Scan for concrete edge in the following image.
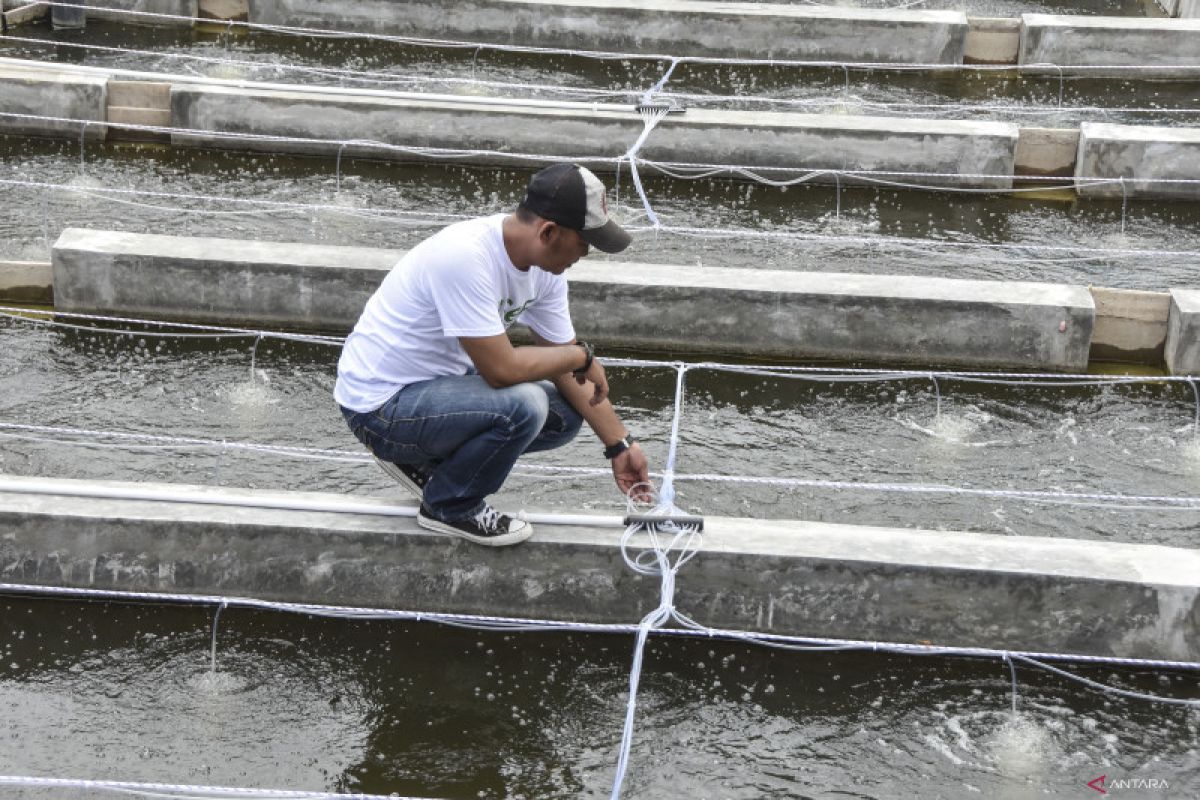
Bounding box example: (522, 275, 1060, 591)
(1, 475, 1197, 660)
(49, 227, 1096, 370)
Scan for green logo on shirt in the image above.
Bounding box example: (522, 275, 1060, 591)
(499, 297, 533, 327)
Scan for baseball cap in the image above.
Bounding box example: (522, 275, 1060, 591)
(519, 163, 632, 254)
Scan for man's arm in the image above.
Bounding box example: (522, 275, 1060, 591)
(527, 331, 651, 500)
(459, 333, 607, 406)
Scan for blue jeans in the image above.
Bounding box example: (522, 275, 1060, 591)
(341, 375, 583, 521)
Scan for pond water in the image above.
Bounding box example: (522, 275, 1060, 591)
(1, 595, 1196, 799)
(1, 5, 1197, 797)
(3, 136, 1200, 291)
(3, 318, 1200, 548)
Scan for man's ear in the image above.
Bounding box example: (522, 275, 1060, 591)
(536, 220, 560, 244)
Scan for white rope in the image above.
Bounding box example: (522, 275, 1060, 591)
(623, 106, 671, 229)
(0, 775, 435, 799)
(609, 364, 698, 797)
(0, 33, 639, 100)
(0, 304, 346, 343)
(7, 420, 1200, 512)
(10, 103, 1200, 189)
(671, 473, 1200, 510)
(633, 156, 1198, 194)
(0, 109, 624, 167)
(0, 175, 472, 226)
(2, 582, 1197, 673)
(2, 579, 1198, 800)
(9, 306, 1200, 383)
(10, 34, 1200, 124)
(14, 35, 1200, 128)
(9, 108, 1200, 191)
(11, 175, 1200, 261)
(11, 108, 1200, 206)
(30, 2, 1200, 74)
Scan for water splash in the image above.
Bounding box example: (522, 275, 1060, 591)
(189, 669, 247, 695)
(985, 711, 1059, 780)
(898, 411, 1002, 447)
(204, 62, 249, 81)
(223, 337, 281, 411)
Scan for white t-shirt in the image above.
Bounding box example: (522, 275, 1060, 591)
(334, 214, 576, 412)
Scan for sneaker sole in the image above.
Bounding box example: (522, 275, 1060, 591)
(373, 456, 426, 500)
(417, 512, 533, 547)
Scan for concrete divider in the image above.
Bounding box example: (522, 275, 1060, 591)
(51, 228, 400, 329)
(169, 82, 1019, 189)
(1014, 127, 1078, 179)
(51, 228, 1093, 370)
(1020, 14, 1200, 75)
(1, 475, 1196, 661)
(86, 0, 198, 26)
(0, 63, 107, 139)
(1166, 289, 1200, 375)
(1076, 122, 1200, 200)
(1165, 0, 1200, 17)
(1, 1, 48, 27)
(964, 16, 1020, 65)
(567, 260, 1091, 369)
(8, 57, 1200, 200)
(1089, 287, 1169, 365)
(247, 0, 969, 64)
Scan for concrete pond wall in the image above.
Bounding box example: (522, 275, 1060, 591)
(168, 81, 1020, 189)
(0, 61, 108, 140)
(50, 227, 1096, 371)
(2, 475, 1197, 662)
(14, 1, 1200, 73)
(2, 57, 1199, 200)
(1076, 123, 1200, 201)
(35, 226, 1200, 373)
(1020, 14, 1200, 74)
(7, 230, 1185, 370)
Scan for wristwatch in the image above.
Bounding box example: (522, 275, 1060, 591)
(604, 435, 635, 459)
(572, 341, 594, 377)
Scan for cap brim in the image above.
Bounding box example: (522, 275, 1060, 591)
(579, 218, 633, 254)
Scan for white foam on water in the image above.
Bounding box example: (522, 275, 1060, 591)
(222, 374, 281, 417)
(898, 409, 1003, 448)
(820, 213, 881, 237)
(985, 711, 1060, 780)
(204, 63, 249, 81)
(1179, 436, 1200, 474)
(65, 175, 105, 191)
(187, 669, 247, 696)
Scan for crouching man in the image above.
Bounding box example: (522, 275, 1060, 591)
(335, 163, 650, 546)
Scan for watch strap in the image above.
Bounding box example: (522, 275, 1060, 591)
(572, 341, 594, 376)
(603, 435, 634, 459)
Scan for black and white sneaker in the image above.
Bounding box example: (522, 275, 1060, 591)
(417, 503, 532, 547)
(373, 456, 431, 500)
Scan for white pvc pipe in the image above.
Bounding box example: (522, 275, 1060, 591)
(0, 476, 628, 528)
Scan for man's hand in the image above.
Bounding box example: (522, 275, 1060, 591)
(612, 442, 651, 502)
(575, 358, 609, 407)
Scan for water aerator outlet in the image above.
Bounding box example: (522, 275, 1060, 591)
(623, 513, 704, 531)
(635, 102, 686, 115)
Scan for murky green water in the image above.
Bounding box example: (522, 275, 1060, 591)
(3, 318, 1200, 547)
(3, 135, 1200, 290)
(1, 596, 1196, 799)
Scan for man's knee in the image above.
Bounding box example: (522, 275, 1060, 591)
(506, 382, 551, 433)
